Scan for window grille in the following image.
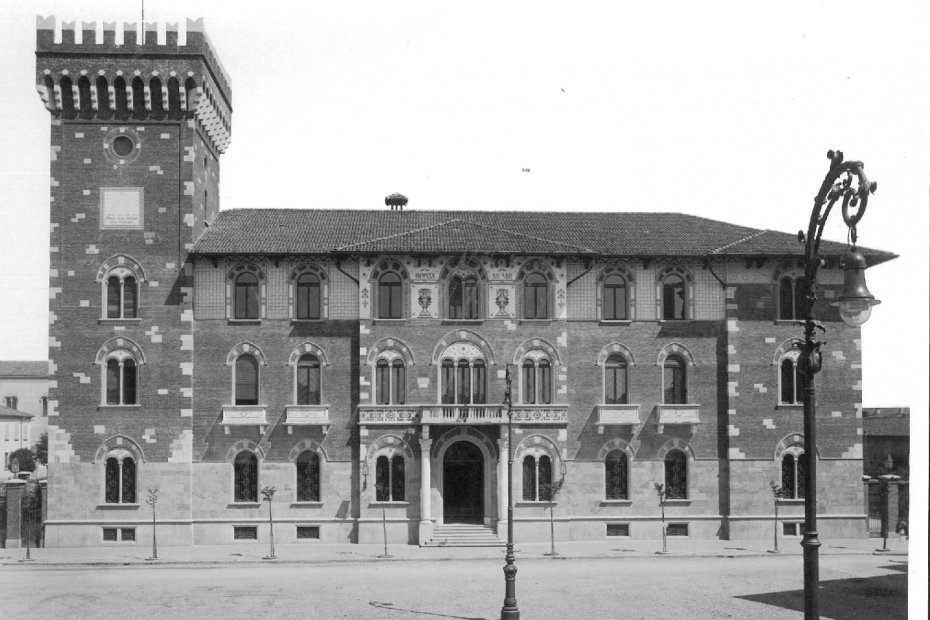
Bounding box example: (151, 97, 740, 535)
(296, 451, 321, 502)
(120, 528, 135, 541)
(606, 523, 630, 537)
(783, 522, 803, 536)
(102, 528, 118, 541)
(297, 526, 320, 539)
(664, 450, 687, 499)
(234, 451, 258, 502)
(605, 450, 629, 500)
(666, 523, 689, 536)
(233, 526, 257, 540)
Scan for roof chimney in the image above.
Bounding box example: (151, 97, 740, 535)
(385, 193, 407, 211)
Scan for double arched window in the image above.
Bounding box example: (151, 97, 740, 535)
(522, 454, 553, 501)
(605, 450, 629, 500)
(234, 354, 260, 405)
(604, 354, 628, 404)
(778, 350, 806, 405)
(234, 451, 258, 502)
(375, 455, 405, 501)
(97, 257, 145, 320)
(778, 276, 809, 321)
(104, 449, 136, 504)
(664, 449, 688, 499)
(522, 356, 552, 405)
(103, 351, 139, 406)
(376, 358, 406, 405)
(441, 358, 487, 404)
(448, 275, 479, 320)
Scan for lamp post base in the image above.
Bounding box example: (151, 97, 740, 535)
(544, 551, 559, 557)
(767, 549, 781, 554)
(378, 554, 393, 559)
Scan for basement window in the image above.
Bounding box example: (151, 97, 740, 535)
(606, 523, 630, 537)
(297, 526, 321, 540)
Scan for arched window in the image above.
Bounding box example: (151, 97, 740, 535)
(114, 76, 128, 115)
(448, 276, 479, 319)
(781, 452, 807, 499)
(105, 356, 137, 405)
(296, 451, 321, 502)
(376, 358, 406, 405)
(131, 77, 146, 118)
(105, 453, 136, 504)
(234, 272, 260, 319)
(664, 449, 688, 499)
(522, 357, 552, 404)
(441, 358, 487, 404)
(378, 272, 403, 319)
(234, 451, 258, 502)
(235, 354, 259, 405)
(149, 76, 164, 115)
(296, 273, 321, 320)
(604, 354, 628, 404)
(95, 76, 110, 114)
(779, 277, 809, 321)
(603, 274, 628, 321)
(296, 355, 321, 405)
(522, 455, 552, 501)
(106, 275, 138, 319)
(77, 76, 93, 118)
(605, 450, 628, 500)
(524, 273, 549, 319)
(375, 455, 405, 501)
(778, 349, 808, 405)
(662, 274, 687, 320)
(60, 75, 75, 114)
(663, 355, 687, 404)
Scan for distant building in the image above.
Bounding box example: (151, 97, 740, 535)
(0, 361, 48, 470)
(862, 407, 909, 479)
(34, 17, 896, 547)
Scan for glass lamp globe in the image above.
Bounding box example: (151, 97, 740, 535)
(831, 250, 880, 327)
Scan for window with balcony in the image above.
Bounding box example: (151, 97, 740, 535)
(604, 354, 628, 404)
(296, 355, 321, 405)
(522, 357, 552, 405)
(663, 355, 687, 405)
(441, 358, 487, 404)
(376, 359, 406, 405)
(235, 354, 260, 406)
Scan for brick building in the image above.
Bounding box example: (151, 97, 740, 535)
(35, 18, 895, 547)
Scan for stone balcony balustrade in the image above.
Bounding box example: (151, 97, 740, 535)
(284, 405, 331, 435)
(220, 405, 267, 434)
(655, 403, 701, 434)
(595, 403, 644, 434)
(358, 403, 570, 425)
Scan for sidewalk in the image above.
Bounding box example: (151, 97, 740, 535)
(0, 537, 908, 567)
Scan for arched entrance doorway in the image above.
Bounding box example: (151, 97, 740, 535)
(443, 441, 484, 524)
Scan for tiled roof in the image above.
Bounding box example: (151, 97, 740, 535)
(0, 361, 47, 377)
(190, 209, 896, 265)
(0, 405, 34, 420)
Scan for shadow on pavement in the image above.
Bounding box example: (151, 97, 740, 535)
(369, 601, 488, 620)
(737, 571, 907, 620)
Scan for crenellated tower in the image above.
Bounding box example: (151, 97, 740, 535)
(36, 16, 232, 546)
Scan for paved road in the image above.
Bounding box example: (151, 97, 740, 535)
(2, 554, 907, 620)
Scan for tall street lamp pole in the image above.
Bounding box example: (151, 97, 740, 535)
(500, 364, 519, 620)
(798, 150, 880, 620)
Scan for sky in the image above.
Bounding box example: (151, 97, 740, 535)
(0, 0, 927, 575)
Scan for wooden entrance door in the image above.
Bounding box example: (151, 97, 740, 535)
(443, 441, 484, 524)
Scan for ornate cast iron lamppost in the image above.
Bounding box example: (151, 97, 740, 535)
(797, 150, 879, 620)
(500, 364, 519, 620)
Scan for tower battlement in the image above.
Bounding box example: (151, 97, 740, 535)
(35, 16, 231, 153)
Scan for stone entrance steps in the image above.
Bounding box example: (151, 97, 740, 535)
(423, 523, 505, 547)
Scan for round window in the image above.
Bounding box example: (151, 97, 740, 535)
(112, 136, 135, 157)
